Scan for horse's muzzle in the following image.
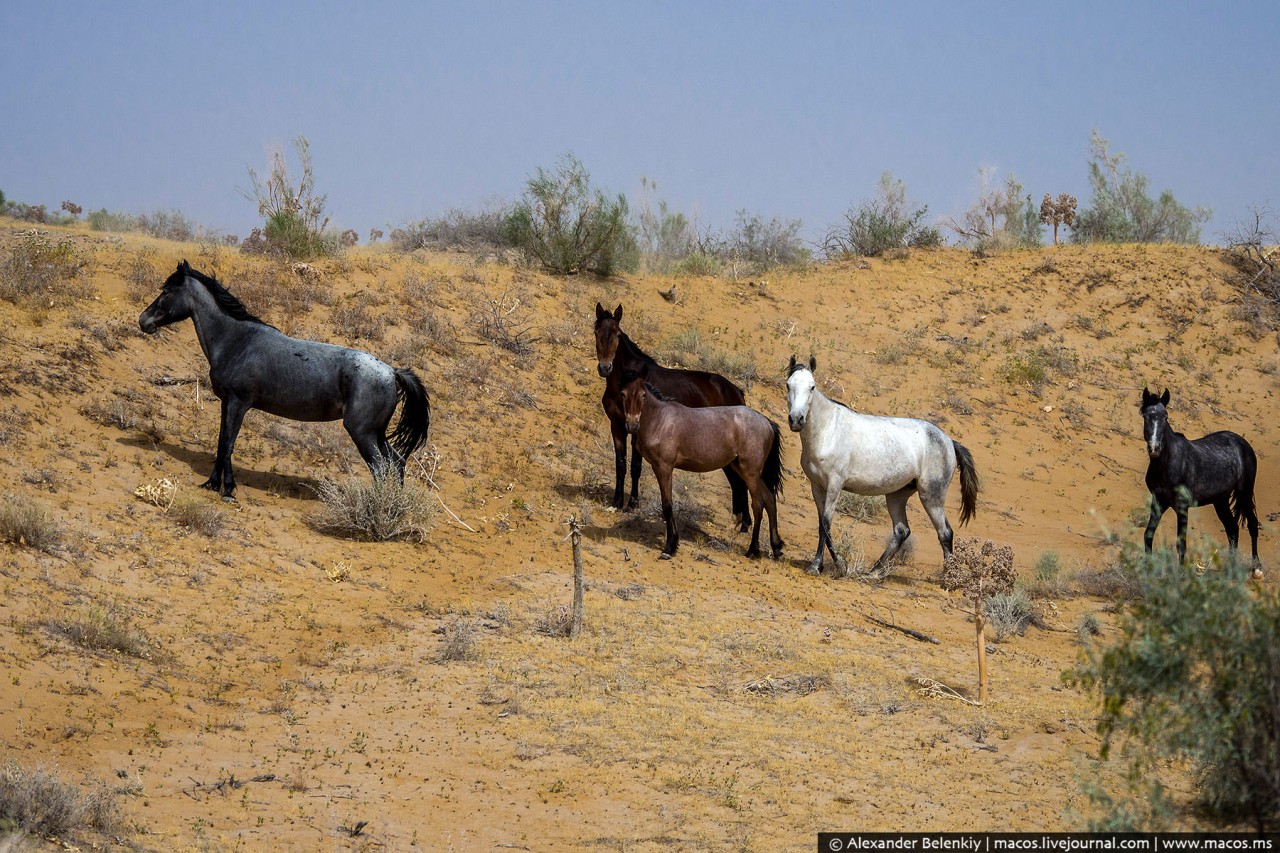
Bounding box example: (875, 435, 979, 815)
(139, 315, 158, 334)
(597, 362, 612, 378)
(624, 420, 638, 435)
(788, 416, 804, 432)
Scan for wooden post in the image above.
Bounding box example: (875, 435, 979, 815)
(569, 516, 584, 639)
(975, 597, 987, 706)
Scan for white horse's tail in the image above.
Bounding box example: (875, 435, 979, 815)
(953, 441, 978, 526)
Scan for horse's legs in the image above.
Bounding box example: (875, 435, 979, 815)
(764, 478, 784, 560)
(744, 474, 764, 558)
(609, 418, 627, 509)
(628, 436, 643, 510)
(1244, 504, 1261, 564)
(346, 418, 396, 481)
(724, 467, 750, 533)
(808, 481, 844, 576)
(1174, 502, 1190, 565)
(205, 397, 250, 500)
(872, 487, 913, 575)
(1212, 498, 1240, 551)
(919, 491, 955, 563)
(1143, 496, 1166, 554)
(654, 462, 679, 559)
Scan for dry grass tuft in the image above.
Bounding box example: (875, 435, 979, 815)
(169, 493, 228, 537)
(0, 760, 122, 838)
(45, 602, 154, 659)
(0, 492, 61, 552)
(437, 619, 480, 662)
(308, 471, 434, 542)
(0, 230, 94, 308)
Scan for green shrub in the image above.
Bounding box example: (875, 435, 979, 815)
(86, 208, 139, 232)
(391, 204, 512, 253)
(505, 153, 636, 276)
(1069, 547, 1280, 830)
(1072, 131, 1209, 244)
(244, 134, 335, 260)
(823, 172, 943, 258)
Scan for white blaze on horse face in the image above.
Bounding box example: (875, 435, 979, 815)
(786, 370, 815, 432)
(1146, 412, 1163, 458)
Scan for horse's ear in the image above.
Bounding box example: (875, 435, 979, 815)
(595, 302, 607, 320)
(809, 355, 817, 372)
(613, 304, 623, 322)
(1160, 389, 1170, 406)
(788, 354, 796, 371)
(179, 259, 190, 273)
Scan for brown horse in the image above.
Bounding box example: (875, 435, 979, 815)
(595, 303, 749, 526)
(621, 372, 784, 560)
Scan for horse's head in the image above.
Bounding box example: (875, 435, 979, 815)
(139, 261, 196, 334)
(594, 302, 623, 377)
(620, 369, 646, 433)
(1140, 387, 1171, 458)
(786, 354, 818, 432)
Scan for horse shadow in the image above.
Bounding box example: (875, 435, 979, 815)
(117, 435, 322, 500)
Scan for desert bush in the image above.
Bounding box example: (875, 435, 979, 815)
(169, 494, 227, 537)
(0, 230, 93, 307)
(45, 602, 154, 659)
(470, 290, 536, 356)
(1223, 206, 1280, 331)
(308, 469, 434, 542)
(0, 493, 61, 552)
(656, 326, 756, 388)
(718, 210, 810, 273)
(437, 619, 479, 662)
(505, 153, 636, 276)
(0, 760, 122, 838)
(823, 172, 943, 258)
(1072, 131, 1209, 244)
(330, 292, 389, 342)
(948, 168, 1043, 252)
(391, 204, 512, 254)
(983, 589, 1041, 641)
(835, 492, 884, 523)
(86, 208, 138, 232)
(1070, 548, 1280, 830)
(244, 135, 336, 260)
(634, 177, 699, 273)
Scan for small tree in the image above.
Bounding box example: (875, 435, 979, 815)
(940, 538, 1017, 704)
(244, 135, 333, 259)
(505, 153, 635, 276)
(1070, 548, 1280, 830)
(949, 168, 1042, 251)
(1072, 130, 1209, 244)
(60, 200, 82, 220)
(1040, 193, 1078, 245)
(368, 227, 383, 243)
(822, 172, 943, 258)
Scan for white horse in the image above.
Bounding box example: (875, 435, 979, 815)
(785, 355, 978, 576)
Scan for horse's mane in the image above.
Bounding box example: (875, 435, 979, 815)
(618, 331, 657, 369)
(644, 382, 672, 402)
(175, 264, 272, 327)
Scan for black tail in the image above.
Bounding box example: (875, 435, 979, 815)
(953, 440, 978, 526)
(389, 367, 431, 461)
(1233, 439, 1259, 524)
(763, 421, 784, 498)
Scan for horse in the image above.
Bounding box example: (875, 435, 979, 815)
(785, 355, 978, 577)
(594, 303, 749, 527)
(620, 371, 784, 560)
(139, 261, 430, 499)
(1139, 387, 1260, 568)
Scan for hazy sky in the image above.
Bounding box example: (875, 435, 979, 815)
(3, 2, 1276, 245)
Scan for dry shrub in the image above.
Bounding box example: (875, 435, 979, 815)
(0, 492, 61, 552)
(0, 760, 122, 838)
(0, 230, 94, 308)
(308, 471, 434, 542)
(45, 602, 154, 659)
(330, 291, 389, 342)
(835, 492, 884, 523)
(471, 290, 536, 356)
(232, 262, 334, 323)
(982, 590, 1043, 641)
(437, 619, 479, 662)
(941, 538, 1017, 598)
(534, 603, 573, 637)
(169, 493, 227, 537)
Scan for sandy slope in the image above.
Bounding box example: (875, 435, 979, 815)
(0, 225, 1275, 851)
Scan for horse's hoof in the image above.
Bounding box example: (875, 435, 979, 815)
(745, 548, 761, 559)
(626, 499, 640, 511)
(200, 479, 219, 492)
(659, 552, 673, 561)
(221, 494, 238, 504)
(806, 563, 822, 576)
(771, 549, 783, 561)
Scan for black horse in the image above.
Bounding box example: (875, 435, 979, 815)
(1140, 387, 1260, 567)
(594, 303, 749, 526)
(139, 261, 430, 499)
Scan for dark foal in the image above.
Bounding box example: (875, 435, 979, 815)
(621, 372, 784, 561)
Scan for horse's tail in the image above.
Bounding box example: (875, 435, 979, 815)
(953, 440, 979, 526)
(763, 420, 784, 499)
(389, 367, 431, 461)
(1232, 438, 1259, 524)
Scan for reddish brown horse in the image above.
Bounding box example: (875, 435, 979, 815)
(621, 372, 784, 560)
(595, 303, 749, 526)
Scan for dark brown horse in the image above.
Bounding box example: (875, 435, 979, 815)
(595, 303, 749, 526)
(621, 372, 784, 560)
